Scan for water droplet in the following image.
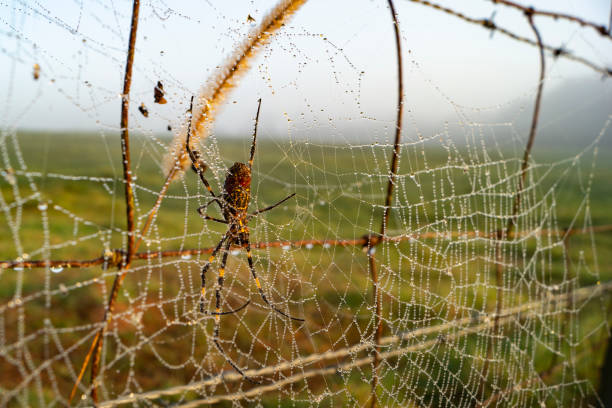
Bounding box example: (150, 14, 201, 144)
(323, 243, 331, 249)
(37, 202, 48, 211)
(231, 250, 240, 256)
(305, 243, 314, 249)
(282, 245, 291, 251)
(50, 266, 64, 273)
(181, 253, 192, 260)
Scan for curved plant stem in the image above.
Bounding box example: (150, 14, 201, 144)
(479, 12, 546, 403)
(370, 0, 404, 406)
(69, 0, 141, 403)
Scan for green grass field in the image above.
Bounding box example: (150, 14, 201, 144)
(1, 131, 612, 406)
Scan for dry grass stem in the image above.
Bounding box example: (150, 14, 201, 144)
(163, 0, 308, 180)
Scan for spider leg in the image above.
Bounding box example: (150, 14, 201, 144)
(239, 224, 304, 322)
(199, 233, 229, 313)
(213, 239, 251, 316)
(200, 215, 227, 224)
(210, 300, 250, 315)
(197, 199, 228, 224)
(212, 239, 259, 384)
(213, 327, 260, 384)
(249, 193, 296, 218)
(248, 98, 262, 170)
(185, 96, 220, 204)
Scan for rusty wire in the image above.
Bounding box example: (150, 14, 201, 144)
(3, 225, 612, 271)
(406, 0, 612, 77)
(489, 0, 611, 41)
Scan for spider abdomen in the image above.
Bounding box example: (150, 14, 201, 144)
(223, 162, 252, 216)
(224, 186, 250, 214)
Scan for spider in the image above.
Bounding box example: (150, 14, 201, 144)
(185, 97, 304, 383)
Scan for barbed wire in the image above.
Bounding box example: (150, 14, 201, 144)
(406, 0, 612, 77)
(489, 0, 612, 41)
(2, 224, 611, 271)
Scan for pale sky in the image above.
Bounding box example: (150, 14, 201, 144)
(1, 0, 611, 142)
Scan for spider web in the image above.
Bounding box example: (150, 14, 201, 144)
(1, 0, 612, 406)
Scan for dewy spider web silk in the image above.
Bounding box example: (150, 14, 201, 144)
(1, 0, 612, 407)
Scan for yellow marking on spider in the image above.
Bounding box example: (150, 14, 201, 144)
(208, 255, 214, 263)
(215, 312, 220, 322)
(201, 287, 206, 296)
(255, 277, 261, 289)
(219, 268, 225, 278)
(247, 250, 252, 258)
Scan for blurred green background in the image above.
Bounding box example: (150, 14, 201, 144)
(1, 131, 612, 406)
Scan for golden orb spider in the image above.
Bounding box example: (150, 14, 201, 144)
(185, 97, 303, 383)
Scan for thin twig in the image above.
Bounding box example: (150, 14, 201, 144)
(480, 12, 547, 402)
(135, 169, 176, 250)
(90, 0, 141, 398)
(69, 0, 141, 403)
(507, 12, 546, 238)
(490, 0, 611, 41)
(368, 1, 404, 405)
(380, 0, 405, 238)
(405, 0, 611, 77)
